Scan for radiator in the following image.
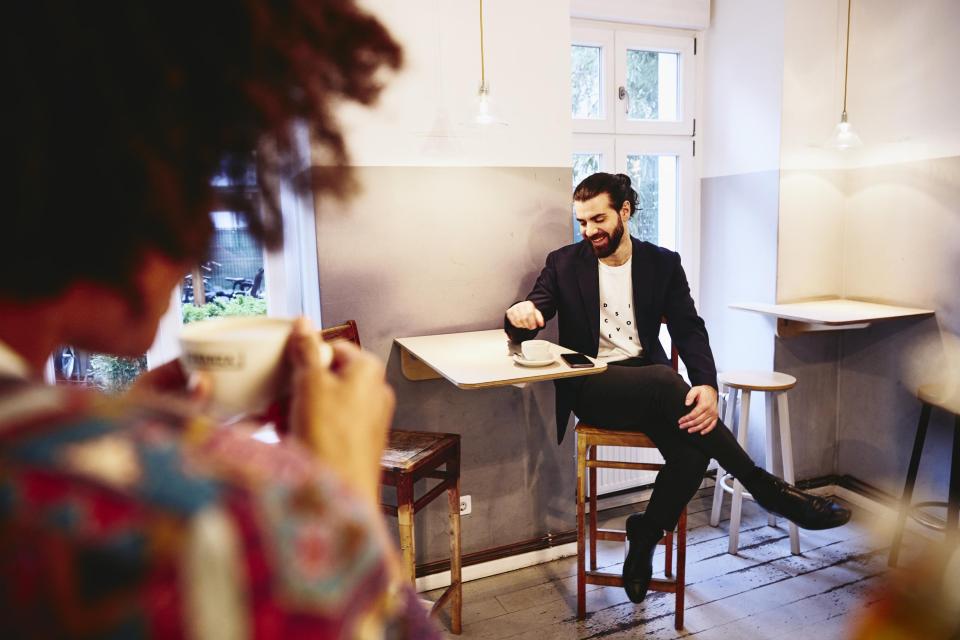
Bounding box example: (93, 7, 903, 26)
(595, 445, 663, 494)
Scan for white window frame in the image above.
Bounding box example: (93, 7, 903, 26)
(571, 27, 616, 134)
(572, 134, 616, 172)
(614, 136, 694, 259)
(571, 19, 700, 305)
(614, 31, 696, 136)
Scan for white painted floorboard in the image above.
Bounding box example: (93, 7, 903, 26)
(424, 484, 912, 639)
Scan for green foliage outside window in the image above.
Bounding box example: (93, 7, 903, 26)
(571, 45, 602, 119)
(626, 50, 660, 120)
(181, 294, 267, 324)
(89, 354, 148, 393)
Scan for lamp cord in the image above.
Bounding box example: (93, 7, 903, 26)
(479, 0, 486, 88)
(842, 0, 852, 114)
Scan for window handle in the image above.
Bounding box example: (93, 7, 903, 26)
(618, 86, 629, 114)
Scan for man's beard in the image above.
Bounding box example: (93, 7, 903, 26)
(588, 217, 625, 258)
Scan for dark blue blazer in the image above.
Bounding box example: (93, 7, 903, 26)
(504, 237, 718, 444)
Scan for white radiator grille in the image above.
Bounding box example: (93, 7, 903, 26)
(595, 445, 663, 494)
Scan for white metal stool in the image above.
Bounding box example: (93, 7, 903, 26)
(709, 371, 801, 555)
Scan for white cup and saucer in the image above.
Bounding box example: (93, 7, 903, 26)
(513, 339, 555, 367)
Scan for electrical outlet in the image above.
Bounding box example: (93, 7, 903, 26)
(459, 495, 472, 516)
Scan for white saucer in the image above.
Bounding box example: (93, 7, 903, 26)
(513, 353, 556, 367)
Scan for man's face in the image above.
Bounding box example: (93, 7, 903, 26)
(574, 194, 629, 258)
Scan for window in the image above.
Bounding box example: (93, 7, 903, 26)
(570, 21, 698, 286)
(181, 212, 268, 325)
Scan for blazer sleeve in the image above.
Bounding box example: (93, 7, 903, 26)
(503, 251, 561, 343)
(662, 254, 718, 389)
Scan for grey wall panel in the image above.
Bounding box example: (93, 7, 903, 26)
(836, 155, 960, 501)
(314, 166, 575, 564)
(700, 171, 779, 465)
(837, 318, 950, 499)
(773, 334, 840, 480)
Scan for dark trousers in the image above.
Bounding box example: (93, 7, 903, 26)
(573, 358, 757, 532)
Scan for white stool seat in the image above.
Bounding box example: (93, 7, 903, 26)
(719, 371, 797, 391)
(710, 370, 801, 555)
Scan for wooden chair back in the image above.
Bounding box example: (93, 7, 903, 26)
(320, 319, 361, 348)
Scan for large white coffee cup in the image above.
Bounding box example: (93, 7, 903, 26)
(521, 339, 552, 361)
(179, 316, 294, 416)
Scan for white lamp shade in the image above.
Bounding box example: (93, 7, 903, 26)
(825, 117, 863, 150)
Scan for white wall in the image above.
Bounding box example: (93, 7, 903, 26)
(698, 0, 784, 463)
(777, 0, 845, 302)
(329, 0, 571, 168)
(841, 0, 960, 169)
(700, 0, 785, 179)
(571, 0, 710, 30)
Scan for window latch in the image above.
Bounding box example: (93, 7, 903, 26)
(618, 86, 629, 114)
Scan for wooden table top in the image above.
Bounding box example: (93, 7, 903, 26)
(395, 329, 607, 389)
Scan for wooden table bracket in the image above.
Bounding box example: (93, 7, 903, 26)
(400, 347, 441, 381)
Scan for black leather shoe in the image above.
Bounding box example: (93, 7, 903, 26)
(748, 469, 852, 530)
(622, 513, 664, 604)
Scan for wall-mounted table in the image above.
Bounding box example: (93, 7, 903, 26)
(731, 298, 935, 338)
(395, 329, 606, 388)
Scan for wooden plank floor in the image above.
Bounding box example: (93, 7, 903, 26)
(424, 482, 908, 639)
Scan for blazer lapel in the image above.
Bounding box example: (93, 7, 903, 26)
(631, 238, 655, 324)
(575, 241, 600, 354)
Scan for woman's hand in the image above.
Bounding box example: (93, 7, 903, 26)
(129, 359, 211, 402)
(285, 317, 395, 505)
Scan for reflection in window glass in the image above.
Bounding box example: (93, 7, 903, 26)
(571, 45, 602, 119)
(181, 211, 267, 324)
(625, 154, 678, 249)
(626, 50, 679, 121)
(572, 153, 601, 242)
(53, 346, 147, 393)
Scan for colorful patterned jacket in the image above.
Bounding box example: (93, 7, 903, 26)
(0, 376, 440, 639)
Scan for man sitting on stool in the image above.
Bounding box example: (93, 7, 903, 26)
(504, 172, 850, 604)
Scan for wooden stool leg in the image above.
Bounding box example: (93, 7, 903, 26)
(588, 445, 598, 571)
(729, 390, 752, 554)
(576, 433, 588, 620)
(396, 474, 417, 584)
(948, 415, 960, 542)
(664, 528, 674, 578)
(890, 402, 932, 567)
(764, 392, 778, 528)
(675, 508, 687, 630)
(711, 386, 736, 527)
(777, 392, 801, 555)
(447, 446, 463, 634)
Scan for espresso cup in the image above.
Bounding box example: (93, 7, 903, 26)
(179, 316, 294, 416)
(521, 339, 551, 361)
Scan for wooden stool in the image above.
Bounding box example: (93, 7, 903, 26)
(321, 321, 462, 633)
(709, 370, 800, 555)
(575, 424, 687, 630)
(888, 384, 960, 567)
(380, 431, 463, 634)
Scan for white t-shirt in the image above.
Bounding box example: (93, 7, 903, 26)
(597, 258, 643, 362)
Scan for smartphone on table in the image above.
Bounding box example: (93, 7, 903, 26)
(561, 352, 594, 368)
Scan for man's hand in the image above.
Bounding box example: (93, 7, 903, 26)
(286, 317, 394, 506)
(679, 385, 718, 435)
(506, 301, 544, 330)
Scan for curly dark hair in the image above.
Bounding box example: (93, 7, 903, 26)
(572, 172, 640, 217)
(1, 0, 402, 299)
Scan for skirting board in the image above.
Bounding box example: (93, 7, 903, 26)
(415, 541, 577, 593)
(415, 479, 945, 593)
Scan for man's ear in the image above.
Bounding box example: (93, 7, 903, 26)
(620, 200, 631, 219)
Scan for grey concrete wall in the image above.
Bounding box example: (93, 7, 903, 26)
(313, 166, 575, 565)
(836, 156, 960, 501)
(700, 171, 779, 466)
